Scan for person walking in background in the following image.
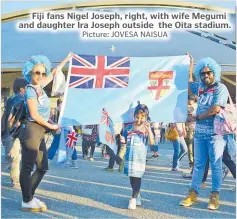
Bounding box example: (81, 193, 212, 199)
(168, 123, 187, 172)
(82, 125, 98, 161)
(19, 53, 72, 212)
(160, 122, 167, 143)
(48, 96, 63, 161)
(101, 143, 109, 159)
(184, 96, 197, 169)
(1, 77, 28, 187)
(49, 125, 79, 169)
(48, 100, 81, 169)
(103, 123, 130, 173)
(202, 134, 236, 190)
(176, 123, 188, 165)
(150, 122, 160, 158)
(105, 123, 123, 171)
(63, 126, 79, 168)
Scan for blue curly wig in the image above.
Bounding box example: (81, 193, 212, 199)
(22, 55, 52, 82)
(194, 57, 221, 83)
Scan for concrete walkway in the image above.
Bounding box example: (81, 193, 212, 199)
(1, 141, 236, 218)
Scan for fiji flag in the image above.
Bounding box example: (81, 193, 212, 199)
(69, 54, 130, 88)
(60, 55, 190, 126)
(99, 109, 117, 154)
(57, 127, 78, 165)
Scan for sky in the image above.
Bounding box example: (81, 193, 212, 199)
(1, 0, 236, 15)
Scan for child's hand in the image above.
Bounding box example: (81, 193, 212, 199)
(144, 122, 151, 132)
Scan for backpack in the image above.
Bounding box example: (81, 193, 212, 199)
(214, 94, 236, 135)
(199, 83, 236, 135)
(8, 85, 38, 138)
(1, 97, 14, 136)
(8, 100, 27, 138)
(165, 127, 179, 141)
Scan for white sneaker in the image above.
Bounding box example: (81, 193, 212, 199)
(136, 194, 142, 206)
(232, 185, 236, 192)
(33, 198, 47, 210)
(128, 198, 136, 210)
(67, 160, 79, 169)
(21, 199, 45, 212)
(171, 168, 183, 173)
(222, 167, 229, 181)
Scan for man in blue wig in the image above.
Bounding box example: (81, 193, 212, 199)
(179, 55, 229, 210)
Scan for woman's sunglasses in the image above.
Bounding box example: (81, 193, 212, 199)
(33, 71, 47, 77)
(200, 71, 213, 77)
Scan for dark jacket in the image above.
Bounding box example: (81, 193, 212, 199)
(1, 93, 24, 137)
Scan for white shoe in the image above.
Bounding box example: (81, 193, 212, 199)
(232, 185, 236, 192)
(171, 168, 183, 172)
(67, 160, 79, 169)
(33, 197, 47, 210)
(136, 194, 142, 206)
(128, 198, 136, 210)
(222, 167, 229, 181)
(21, 198, 46, 212)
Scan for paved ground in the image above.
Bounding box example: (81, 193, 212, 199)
(1, 139, 236, 218)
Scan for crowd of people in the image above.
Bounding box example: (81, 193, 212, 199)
(1, 53, 236, 213)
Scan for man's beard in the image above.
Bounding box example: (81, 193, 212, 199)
(201, 77, 214, 86)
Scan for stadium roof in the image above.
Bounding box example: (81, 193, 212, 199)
(1, 1, 236, 71)
(1, 0, 235, 16)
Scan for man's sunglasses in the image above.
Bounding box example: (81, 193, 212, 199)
(33, 71, 47, 77)
(200, 71, 213, 77)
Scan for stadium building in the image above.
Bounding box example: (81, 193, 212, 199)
(1, 0, 236, 108)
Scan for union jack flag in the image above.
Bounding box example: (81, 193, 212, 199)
(69, 54, 130, 88)
(66, 130, 78, 148)
(100, 108, 109, 126)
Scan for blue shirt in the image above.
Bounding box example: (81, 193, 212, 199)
(25, 85, 50, 122)
(190, 82, 228, 139)
(123, 124, 148, 146)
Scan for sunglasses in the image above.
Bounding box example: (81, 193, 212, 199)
(200, 71, 213, 77)
(33, 71, 47, 77)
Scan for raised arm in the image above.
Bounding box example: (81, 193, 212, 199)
(186, 52, 195, 97)
(187, 52, 194, 82)
(41, 52, 73, 88)
(51, 52, 73, 76)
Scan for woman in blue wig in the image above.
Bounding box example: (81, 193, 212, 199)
(122, 102, 154, 210)
(19, 53, 73, 212)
